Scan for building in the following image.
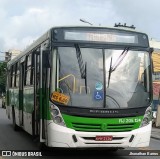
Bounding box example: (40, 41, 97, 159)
(4, 52, 11, 62)
(5, 49, 21, 62)
(150, 39, 160, 79)
(149, 39, 160, 111)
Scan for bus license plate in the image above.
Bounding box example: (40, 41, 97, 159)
(95, 136, 113, 141)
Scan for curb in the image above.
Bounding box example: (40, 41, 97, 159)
(151, 135, 160, 140)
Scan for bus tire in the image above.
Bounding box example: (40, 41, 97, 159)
(2, 102, 5, 108)
(12, 108, 19, 131)
(38, 142, 48, 151)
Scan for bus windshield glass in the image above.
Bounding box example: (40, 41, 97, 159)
(51, 47, 151, 109)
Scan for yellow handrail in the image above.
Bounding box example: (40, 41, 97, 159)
(58, 74, 76, 93)
(80, 86, 90, 94)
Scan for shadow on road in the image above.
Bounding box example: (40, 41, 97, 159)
(40, 149, 129, 159)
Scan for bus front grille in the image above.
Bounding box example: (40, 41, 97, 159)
(71, 122, 135, 132)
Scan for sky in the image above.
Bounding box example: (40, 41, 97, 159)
(0, 0, 160, 59)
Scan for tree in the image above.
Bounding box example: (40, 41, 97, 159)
(0, 62, 7, 93)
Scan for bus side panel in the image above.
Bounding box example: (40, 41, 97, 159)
(10, 88, 14, 106)
(8, 88, 20, 125)
(6, 89, 11, 119)
(46, 88, 51, 120)
(23, 86, 34, 135)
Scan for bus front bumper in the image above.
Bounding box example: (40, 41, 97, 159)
(47, 121, 151, 148)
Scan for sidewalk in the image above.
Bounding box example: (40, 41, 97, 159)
(151, 127, 160, 140)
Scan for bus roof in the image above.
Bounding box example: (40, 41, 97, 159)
(7, 30, 50, 66)
(50, 25, 147, 34)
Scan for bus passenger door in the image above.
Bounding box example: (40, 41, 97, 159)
(39, 46, 50, 143)
(32, 48, 46, 141)
(33, 50, 40, 137)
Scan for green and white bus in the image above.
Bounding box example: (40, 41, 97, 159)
(6, 26, 153, 149)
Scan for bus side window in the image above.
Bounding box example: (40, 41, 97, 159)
(17, 63, 20, 87)
(15, 62, 20, 88)
(25, 54, 32, 86)
(10, 66, 13, 88)
(30, 53, 34, 85)
(12, 65, 15, 88)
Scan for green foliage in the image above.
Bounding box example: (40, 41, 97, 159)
(0, 62, 7, 93)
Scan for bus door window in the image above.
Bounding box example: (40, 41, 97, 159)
(12, 65, 15, 88)
(30, 53, 34, 85)
(25, 54, 32, 86)
(10, 65, 13, 88)
(16, 62, 20, 87)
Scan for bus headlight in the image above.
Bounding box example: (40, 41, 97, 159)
(52, 109, 59, 116)
(50, 104, 66, 127)
(140, 106, 152, 128)
(54, 116, 63, 124)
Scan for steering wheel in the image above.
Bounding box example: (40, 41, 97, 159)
(106, 88, 128, 108)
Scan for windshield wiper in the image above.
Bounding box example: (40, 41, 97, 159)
(108, 57, 113, 88)
(75, 44, 88, 93)
(107, 47, 129, 87)
(84, 62, 87, 93)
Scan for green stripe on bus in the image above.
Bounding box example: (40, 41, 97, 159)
(62, 114, 143, 132)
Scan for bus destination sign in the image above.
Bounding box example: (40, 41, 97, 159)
(64, 31, 138, 44)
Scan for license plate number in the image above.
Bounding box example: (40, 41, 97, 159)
(95, 136, 113, 141)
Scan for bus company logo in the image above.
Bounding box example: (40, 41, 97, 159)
(2, 151, 42, 157)
(2, 151, 11, 156)
(101, 123, 107, 131)
(89, 110, 119, 114)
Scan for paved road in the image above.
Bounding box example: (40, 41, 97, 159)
(0, 100, 160, 159)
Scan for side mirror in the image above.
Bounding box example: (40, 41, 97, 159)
(149, 47, 154, 54)
(42, 50, 50, 68)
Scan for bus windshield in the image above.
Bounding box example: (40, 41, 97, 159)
(51, 46, 151, 109)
